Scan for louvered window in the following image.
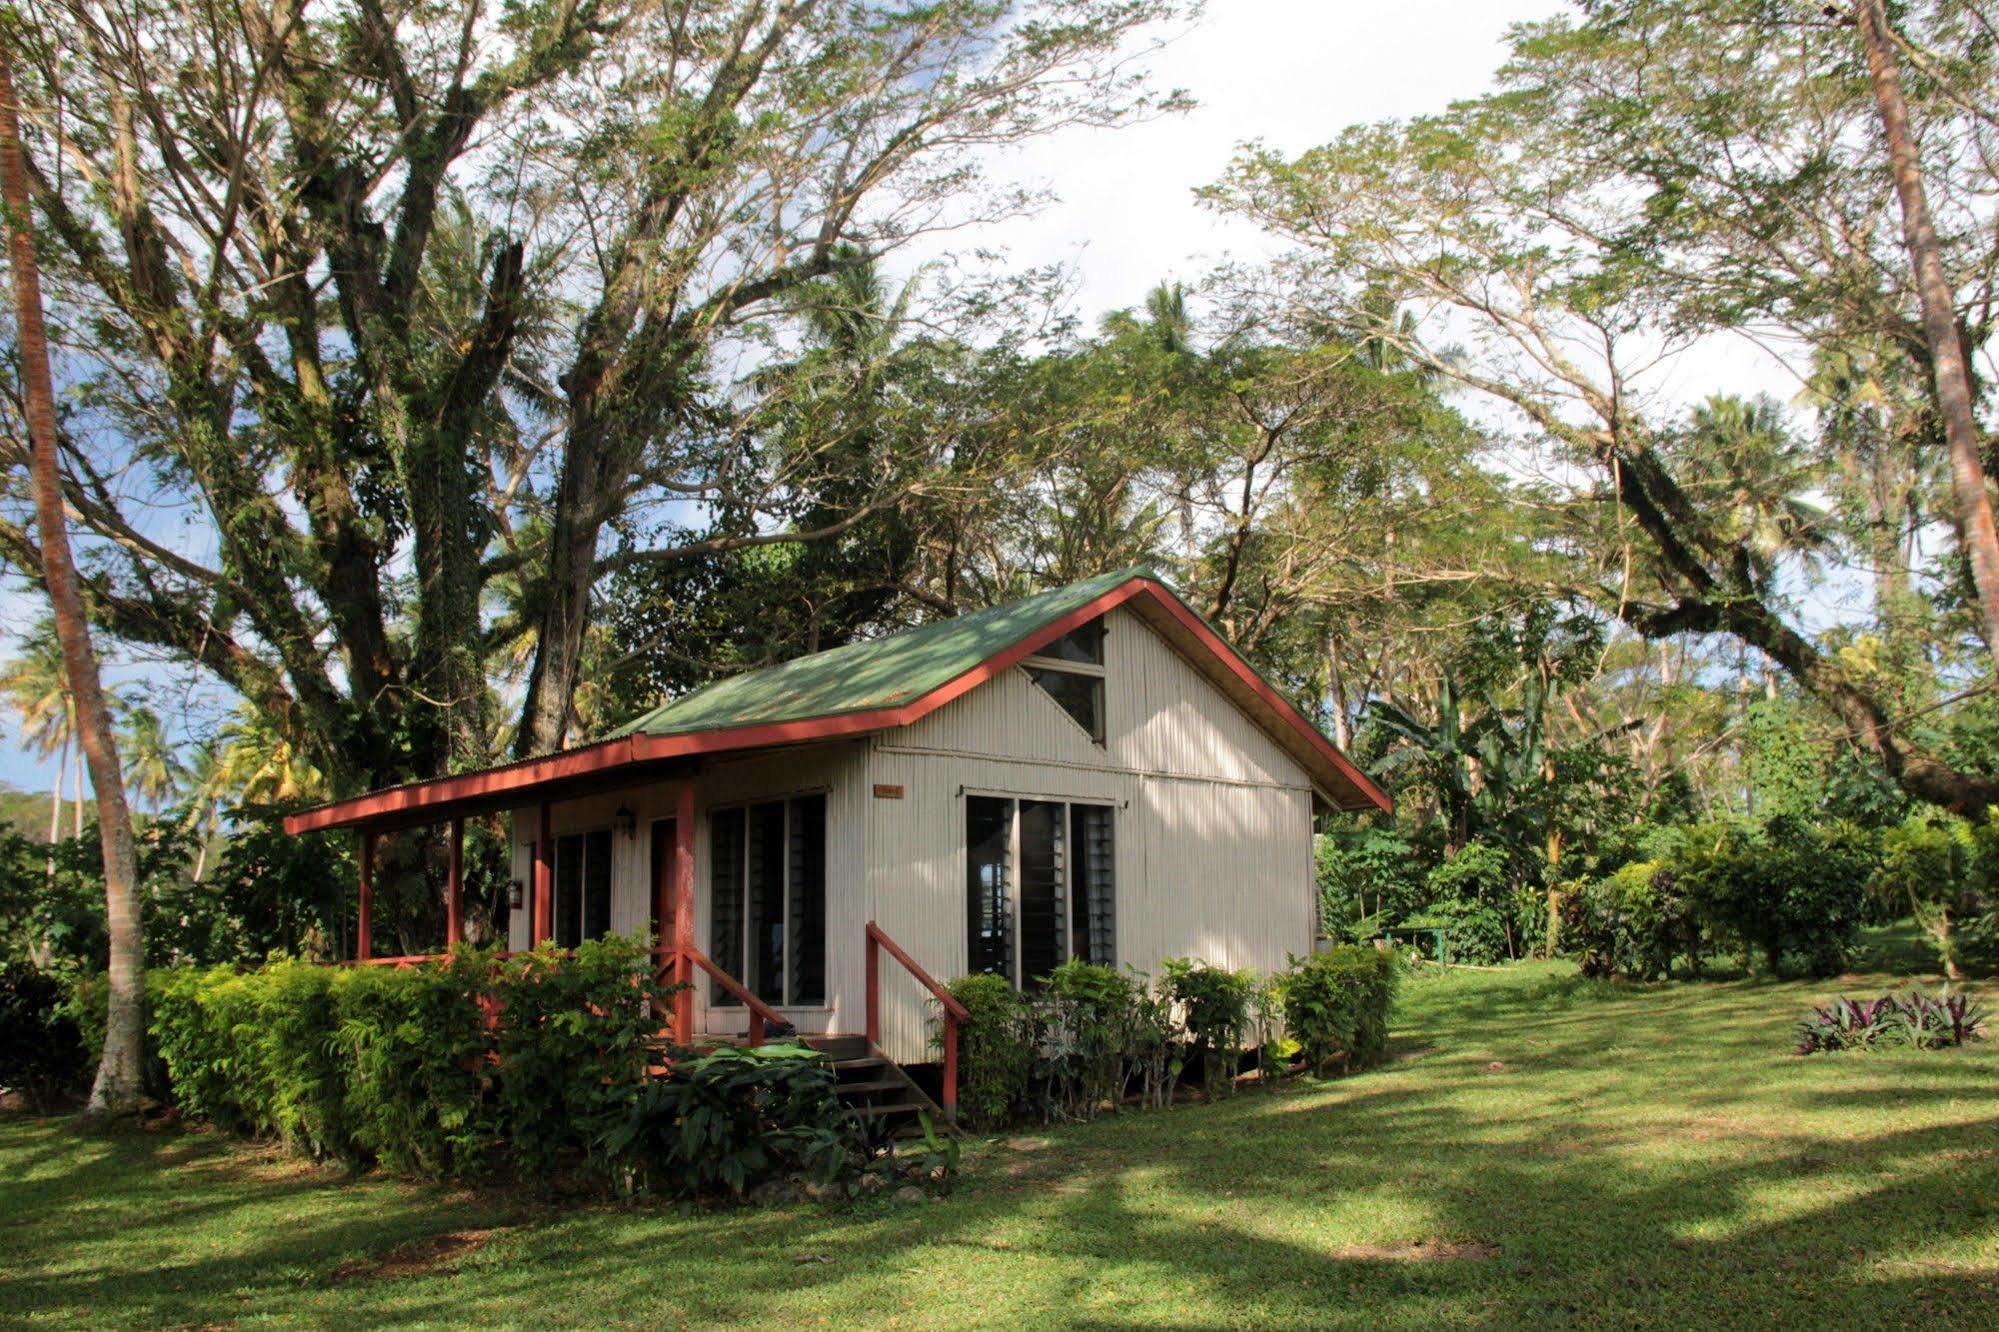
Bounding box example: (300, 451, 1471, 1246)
(709, 796, 826, 1006)
(966, 795, 1115, 983)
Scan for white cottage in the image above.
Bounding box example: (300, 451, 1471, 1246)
(285, 567, 1389, 1117)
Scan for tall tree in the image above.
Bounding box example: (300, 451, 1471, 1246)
(0, 0, 1187, 808)
(0, 41, 145, 1115)
(1850, 0, 1999, 654)
(1208, 0, 1999, 816)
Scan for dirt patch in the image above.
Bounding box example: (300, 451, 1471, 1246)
(331, 1228, 511, 1283)
(1334, 1238, 1499, 1262)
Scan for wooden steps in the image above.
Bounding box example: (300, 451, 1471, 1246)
(643, 1031, 945, 1139)
(808, 1034, 943, 1139)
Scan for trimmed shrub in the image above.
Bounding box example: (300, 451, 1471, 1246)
(607, 1043, 856, 1197)
(945, 973, 1031, 1130)
(0, 963, 89, 1109)
(494, 936, 667, 1176)
(138, 934, 666, 1180)
(1162, 958, 1258, 1098)
(1037, 959, 1137, 1119)
(331, 952, 497, 1176)
(1278, 945, 1400, 1075)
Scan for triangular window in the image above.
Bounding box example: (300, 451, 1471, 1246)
(1024, 617, 1106, 743)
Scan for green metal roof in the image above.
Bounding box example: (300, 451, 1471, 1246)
(609, 565, 1154, 740)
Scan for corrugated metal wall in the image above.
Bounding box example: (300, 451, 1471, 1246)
(505, 607, 1320, 1064)
(861, 607, 1319, 1064)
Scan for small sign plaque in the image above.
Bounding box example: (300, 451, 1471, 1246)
(872, 783, 906, 800)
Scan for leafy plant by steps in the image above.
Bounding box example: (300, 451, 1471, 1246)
(607, 1043, 856, 1197)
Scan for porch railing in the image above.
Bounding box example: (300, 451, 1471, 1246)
(652, 944, 786, 1047)
(866, 920, 968, 1120)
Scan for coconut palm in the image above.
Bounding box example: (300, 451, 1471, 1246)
(208, 706, 328, 807)
(118, 704, 188, 814)
(0, 625, 76, 857)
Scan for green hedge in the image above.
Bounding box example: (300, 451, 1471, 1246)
(1277, 945, 1401, 1075)
(138, 935, 664, 1179)
(947, 950, 1397, 1129)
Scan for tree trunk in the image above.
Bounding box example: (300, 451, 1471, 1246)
(0, 49, 146, 1117)
(1856, 0, 1999, 656)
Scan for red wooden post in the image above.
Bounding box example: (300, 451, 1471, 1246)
(356, 831, 374, 962)
(445, 816, 464, 947)
(672, 782, 696, 1045)
(941, 1014, 959, 1120)
(865, 927, 880, 1046)
(532, 800, 553, 946)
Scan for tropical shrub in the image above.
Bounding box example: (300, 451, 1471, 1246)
(607, 1043, 856, 1197)
(1401, 898, 1510, 967)
(1796, 990, 1988, 1054)
(1671, 818, 1872, 977)
(1316, 827, 1423, 944)
(0, 962, 89, 1109)
(1162, 958, 1258, 1098)
(331, 952, 497, 1176)
(493, 936, 666, 1176)
(1562, 861, 1703, 981)
(945, 973, 1032, 1130)
(1419, 843, 1520, 962)
(1035, 959, 1137, 1120)
(1871, 814, 1999, 979)
(1277, 945, 1400, 1075)
(139, 934, 666, 1180)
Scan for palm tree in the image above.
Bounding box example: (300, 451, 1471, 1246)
(0, 626, 74, 859)
(209, 705, 328, 807)
(2, 47, 145, 1117)
(118, 704, 188, 814)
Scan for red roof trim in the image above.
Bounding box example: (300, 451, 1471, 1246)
(284, 576, 1387, 833)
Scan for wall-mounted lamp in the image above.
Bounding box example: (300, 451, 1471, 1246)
(615, 805, 638, 838)
(508, 879, 525, 910)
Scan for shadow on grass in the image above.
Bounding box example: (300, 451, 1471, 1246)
(4, 960, 1996, 1328)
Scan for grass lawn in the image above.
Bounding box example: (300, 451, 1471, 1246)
(5, 952, 1997, 1329)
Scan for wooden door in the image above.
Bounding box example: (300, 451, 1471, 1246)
(650, 818, 677, 947)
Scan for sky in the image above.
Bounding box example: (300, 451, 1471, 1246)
(949, 0, 1564, 321)
(9, 0, 1824, 800)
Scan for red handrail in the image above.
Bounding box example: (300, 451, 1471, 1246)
(866, 921, 966, 1119)
(655, 944, 783, 1047)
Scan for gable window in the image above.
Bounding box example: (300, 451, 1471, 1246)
(554, 829, 613, 948)
(965, 794, 1115, 984)
(1023, 618, 1106, 743)
(709, 794, 827, 1007)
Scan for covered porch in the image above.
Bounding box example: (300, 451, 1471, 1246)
(282, 747, 965, 1119)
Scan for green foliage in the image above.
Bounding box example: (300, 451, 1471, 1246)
(606, 1044, 856, 1198)
(1402, 898, 1511, 967)
(1796, 991, 1988, 1055)
(494, 936, 667, 1177)
(945, 973, 1033, 1131)
(1276, 946, 1400, 1075)
(139, 935, 665, 1181)
(1561, 862, 1703, 982)
(1675, 818, 1873, 978)
(1871, 813, 1999, 978)
(1571, 820, 1875, 980)
(1411, 843, 1517, 964)
(0, 962, 88, 1110)
(1161, 958, 1258, 1098)
(1037, 960, 1137, 1120)
(1315, 827, 1421, 943)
